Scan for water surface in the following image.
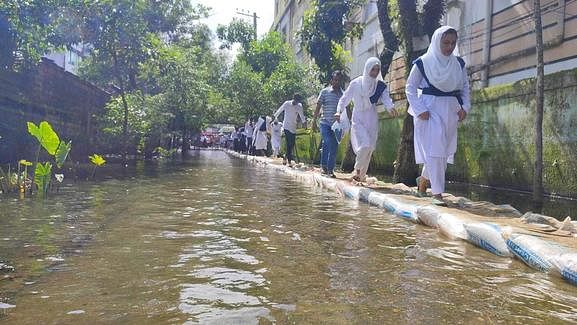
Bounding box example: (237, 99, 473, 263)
(1, 150, 576, 324)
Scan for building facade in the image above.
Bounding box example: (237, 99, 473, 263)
(273, 0, 577, 95)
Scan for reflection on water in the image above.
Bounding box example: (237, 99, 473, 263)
(1, 150, 576, 324)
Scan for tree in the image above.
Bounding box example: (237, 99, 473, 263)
(300, 0, 364, 82)
(0, 0, 77, 70)
(75, 0, 197, 161)
(376, 0, 446, 185)
(216, 18, 255, 52)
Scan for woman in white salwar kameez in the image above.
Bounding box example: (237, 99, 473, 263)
(270, 119, 283, 158)
(252, 116, 269, 156)
(405, 26, 470, 202)
(335, 57, 398, 182)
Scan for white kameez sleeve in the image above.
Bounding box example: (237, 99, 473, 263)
(379, 84, 395, 111)
(336, 81, 355, 114)
(405, 65, 428, 117)
(274, 102, 286, 119)
(460, 67, 471, 112)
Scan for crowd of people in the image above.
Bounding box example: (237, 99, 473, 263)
(228, 26, 470, 204)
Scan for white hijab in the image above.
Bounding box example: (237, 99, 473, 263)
(421, 25, 463, 92)
(359, 57, 383, 111)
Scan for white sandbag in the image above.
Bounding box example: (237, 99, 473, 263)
(506, 233, 566, 273)
(338, 184, 360, 201)
(366, 192, 397, 213)
(416, 206, 441, 228)
(312, 173, 323, 187)
(390, 199, 419, 223)
(550, 253, 577, 286)
(464, 223, 512, 257)
(437, 214, 468, 240)
(322, 178, 337, 191)
(367, 191, 387, 208)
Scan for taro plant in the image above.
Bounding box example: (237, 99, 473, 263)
(18, 160, 33, 195)
(89, 154, 106, 179)
(27, 121, 72, 197)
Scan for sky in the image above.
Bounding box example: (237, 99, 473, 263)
(194, 0, 276, 38)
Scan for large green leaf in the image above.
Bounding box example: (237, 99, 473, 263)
(34, 162, 52, 196)
(27, 121, 61, 155)
(55, 141, 72, 168)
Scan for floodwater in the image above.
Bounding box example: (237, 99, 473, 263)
(1, 150, 576, 324)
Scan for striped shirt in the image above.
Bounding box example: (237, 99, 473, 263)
(317, 86, 343, 125)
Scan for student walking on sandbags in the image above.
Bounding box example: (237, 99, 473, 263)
(335, 57, 398, 183)
(405, 26, 471, 204)
(274, 94, 307, 167)
(312, 70, 344, 178)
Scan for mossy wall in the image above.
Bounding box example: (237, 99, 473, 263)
(295, 67, 577, 198)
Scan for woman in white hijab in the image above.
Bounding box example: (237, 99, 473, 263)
(336, 57, 398, 182)
(405, 26, 471, 203)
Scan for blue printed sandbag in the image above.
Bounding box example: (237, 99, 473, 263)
(551, 253, 577, 286)
(506, 233, 566, 272)
(464, 223, 512, 257)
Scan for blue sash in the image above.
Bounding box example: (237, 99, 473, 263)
(413, 57, 465, 106)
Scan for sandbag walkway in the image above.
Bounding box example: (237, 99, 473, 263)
(225, 149, 577, 287)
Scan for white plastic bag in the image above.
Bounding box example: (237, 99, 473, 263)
(331, 112, 350, 144)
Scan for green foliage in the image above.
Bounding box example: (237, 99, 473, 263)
(34, 162, 52, 197)
(243, 32, 290, 78)
(26, 121, 71, 197)
(0, 0, 77, 70)
(216, 18, 255, 51)
(27, 121, 60, 155)
(299, 0, 365, 82)
(54, 141, 71, 168)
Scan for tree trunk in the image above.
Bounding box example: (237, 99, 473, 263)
(112, 51, 130, 164)
(377, 0, 399, 74)
(533, 0, 544, 203)
(392, 111, 418, 184)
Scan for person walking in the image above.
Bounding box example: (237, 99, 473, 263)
(252, 116, 269, 156)
(405, 26, 471, 203)
(270, 118, 283, 158)
(274, 94, 307, 167)
(244, 118, 254, 155)
(312, 71, 343, 178)
(335, 57, 398, 182)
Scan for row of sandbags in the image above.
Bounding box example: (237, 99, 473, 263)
(226, 150, 577, 287)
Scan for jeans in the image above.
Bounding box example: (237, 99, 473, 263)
(284, 129, 296, 162)
(320, 123, 338, 172)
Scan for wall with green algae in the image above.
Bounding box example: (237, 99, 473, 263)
(294, 67, 577, 197)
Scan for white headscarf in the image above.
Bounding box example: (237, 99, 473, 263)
(421, 25, 463, 92)
(359, 57, 383, 111)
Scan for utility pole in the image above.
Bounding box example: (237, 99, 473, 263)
(533, 0, 544, 205)
(235, 8, 258, 39)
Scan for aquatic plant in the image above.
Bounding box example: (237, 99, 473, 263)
(89, 154, 106, 179)
(26, 121, 72, 197)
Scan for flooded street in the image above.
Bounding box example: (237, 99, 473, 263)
(1, 150, 576, 324)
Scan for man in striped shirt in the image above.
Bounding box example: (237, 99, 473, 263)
(312, 71, 344, 177)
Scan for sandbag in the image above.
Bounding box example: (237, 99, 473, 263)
(437, 214, 468, 240)
(464, 223, 512, 257)
(390, 199, 419, 223)
(550, 253, 577, 285)
(416, 206, 441, 228)
(506, 233, 566, 272)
